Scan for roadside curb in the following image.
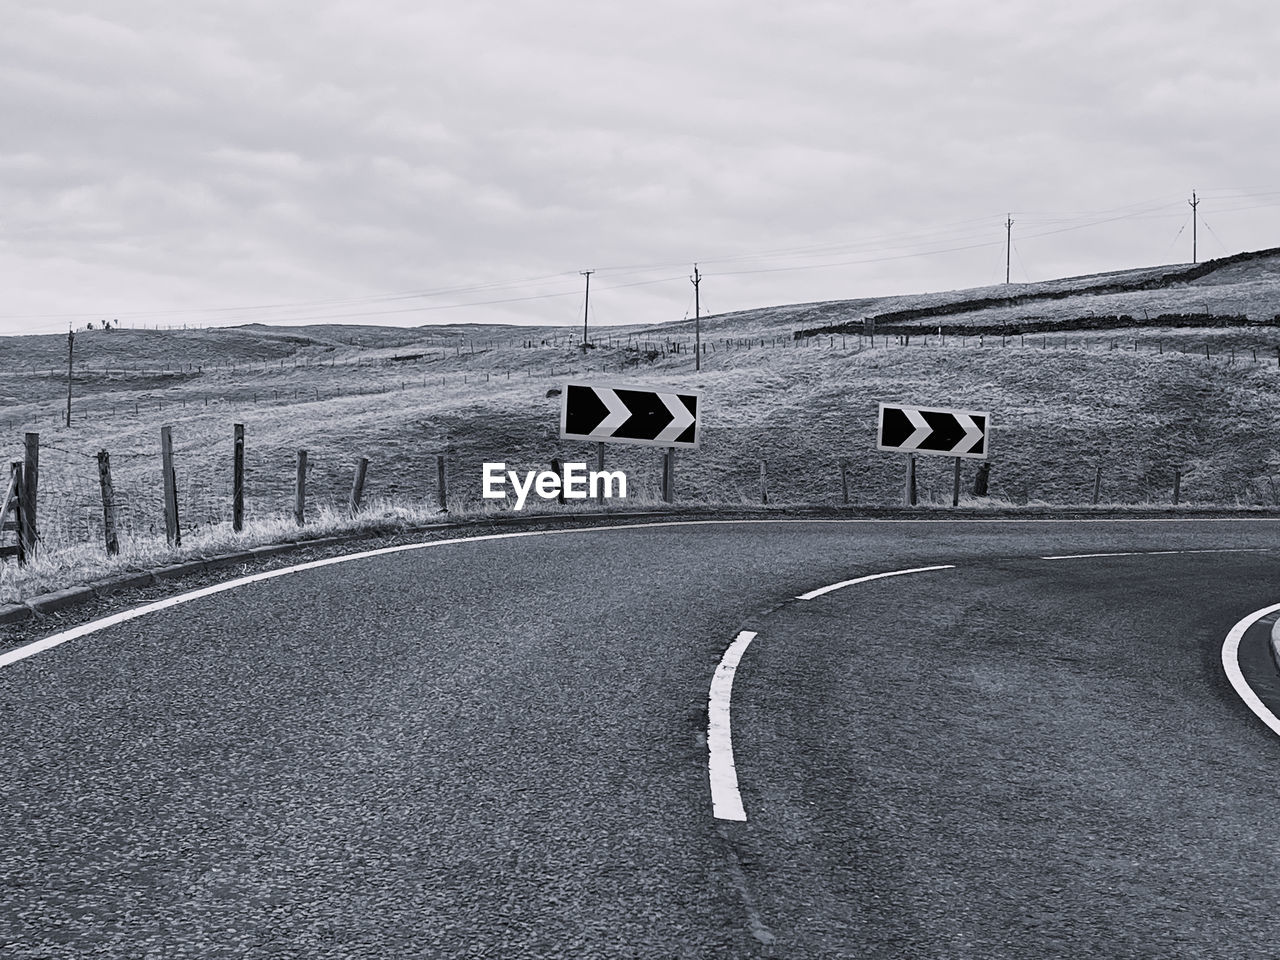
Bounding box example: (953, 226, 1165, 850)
(2, 504, 1278, 628)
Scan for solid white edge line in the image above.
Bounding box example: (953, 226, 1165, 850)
(708, 630, 757, 822)
(1042, 548, 1270, 561)
(796, 564, 955, 601)
(0, 521, 749, 669)
(1222, 602, 1280, 738)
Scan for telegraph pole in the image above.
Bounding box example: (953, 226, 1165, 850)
(65, 327, 74, 427)
(1188, 190, 1199, 263)
(580, 270, 593, 352)
(1005, 215, 1014, 283)
(691, 263, 702, 372)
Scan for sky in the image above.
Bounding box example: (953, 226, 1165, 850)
(3, 0, 1278, 336)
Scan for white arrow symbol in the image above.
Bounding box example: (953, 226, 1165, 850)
(594, 388, 631, 437)
(954, 414, 984, 453)
(655, 392, 696, 443)
(901, 407, 931, 450)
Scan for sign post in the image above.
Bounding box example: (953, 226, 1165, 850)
(561, 382, 702, 505)
(877, 402, 990, 459)
(877, 402, 990, 506)
(561, 382, 701, 448)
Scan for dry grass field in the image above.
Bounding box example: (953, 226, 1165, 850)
(3, 246, 1280, 602)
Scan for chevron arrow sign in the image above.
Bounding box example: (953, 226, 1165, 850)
(561, 383, 701, 448)
(876, 402, 990, 459)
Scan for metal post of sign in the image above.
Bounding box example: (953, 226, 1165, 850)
(232, 423, 245, 532)
(550, 457, 566, 505)
(952, 458, 961, 507)
(906, 455, 917, 506)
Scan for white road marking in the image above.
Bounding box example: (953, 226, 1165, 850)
(1041, 548, 1269, 561)
(0, 522, 755, 669)
(708, 630, 757, 822)
(1221, 602, 1280, 738)
(709, 563, 956, 821)
(795, 564, 955, 601)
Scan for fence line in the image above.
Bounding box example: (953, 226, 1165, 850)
(4, 420, 1279, 572)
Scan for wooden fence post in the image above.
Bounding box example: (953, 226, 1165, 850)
(952, 458, 961, 507)
(349, 457, 369, 515)
(596, 442, 606, 506)
(97, 449, 119, 556)
(22, 432, 38, 559)
(973, 462, 990, 497)
(2, 463, 25, 566)
(294, 450, 307, 526)
(436, 455, 447, 512)
(760, 460, 768, 505)
(232, 423, 245, 532)
(1173, 469, 1181, 506)
(1092, 465, 1103, 505)
(840, 459, 849, 504)
(161, 425, 180, 546)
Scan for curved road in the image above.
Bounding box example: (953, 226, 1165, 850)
(3, 519, 1280, 958)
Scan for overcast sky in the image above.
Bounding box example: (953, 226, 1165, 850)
(3, 0, 1277, 336)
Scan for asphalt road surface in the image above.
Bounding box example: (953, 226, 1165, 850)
(4, 519, 1280, 958)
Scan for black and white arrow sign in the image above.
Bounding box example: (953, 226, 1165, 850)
(561, 383, 701, 448)
(877, 402, 990, 459)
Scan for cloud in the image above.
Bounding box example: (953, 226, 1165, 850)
(1, 0, 1277, 333)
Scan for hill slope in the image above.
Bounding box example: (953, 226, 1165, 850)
(4, 248, 1280, 602)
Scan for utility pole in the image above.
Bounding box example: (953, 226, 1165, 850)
(580, 269, 593, 352)
(65, 328, 74, 427)
(1005, 215, 1014, 283)
(691, 263, 702, 372)
(1188, 190, 1199, 263)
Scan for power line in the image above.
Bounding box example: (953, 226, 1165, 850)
(4, 188, 1275, 329)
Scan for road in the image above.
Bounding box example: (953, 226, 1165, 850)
(3, 519, 1280, 958)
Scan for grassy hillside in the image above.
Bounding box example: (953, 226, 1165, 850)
(3, 247, 1280, 602)
(651, 247, 1280, 339)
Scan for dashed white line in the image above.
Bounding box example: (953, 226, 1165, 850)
(710, 563, 958, 821)
(708, 630, 757, 822)
(1222, 602, 1280, 738)
(795, 564, 955, 601)
(1041, 548, 1269, 561)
